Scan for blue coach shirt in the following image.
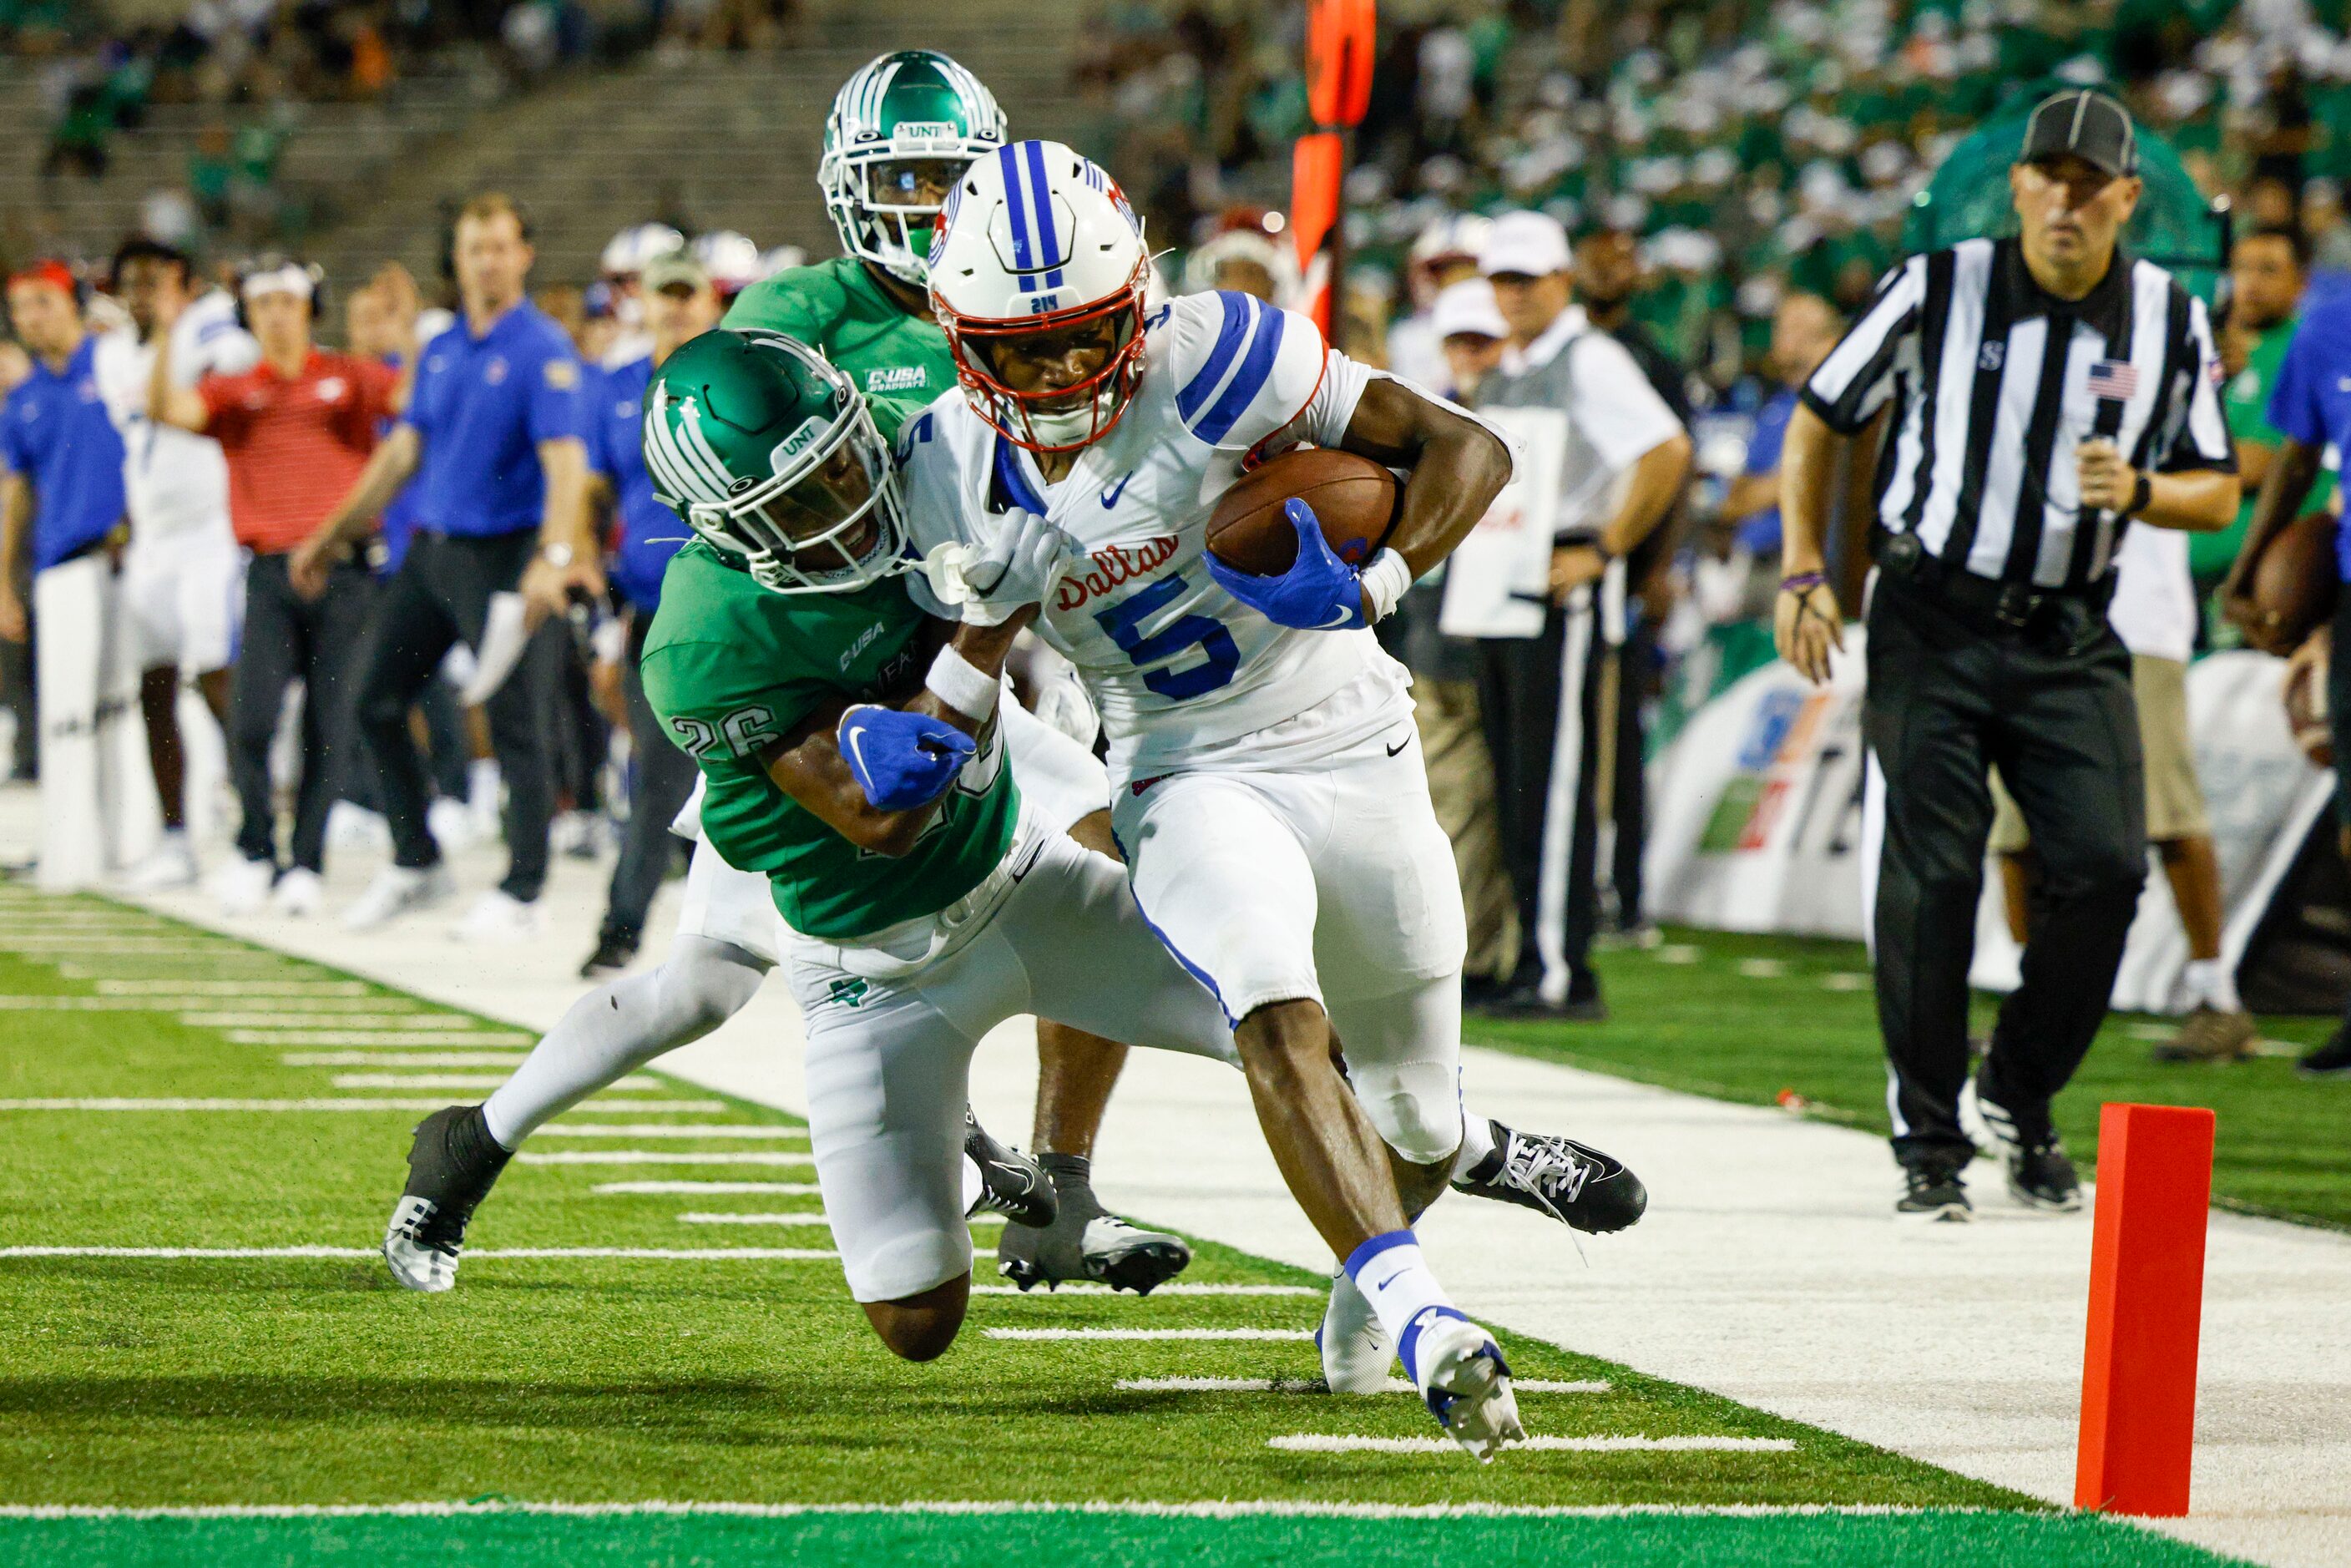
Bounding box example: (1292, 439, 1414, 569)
(2265, 292, 2351, 581)
(1737, 387, 1797, 556)
(0, 334, 126, 569)
(589, 352, 686, 613)
(400, 299, 585, 539)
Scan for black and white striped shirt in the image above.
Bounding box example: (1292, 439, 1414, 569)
(1802, 236, 2233, 591)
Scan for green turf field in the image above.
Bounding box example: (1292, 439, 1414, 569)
(1473, 928, 2349, 1232)
(0, 890, 2243, 1565)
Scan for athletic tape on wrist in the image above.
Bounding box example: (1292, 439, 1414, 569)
(925, 645, 1000, 724)
(1360, 549, 1413, 624)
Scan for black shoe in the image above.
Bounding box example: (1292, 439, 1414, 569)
(2299, 1026, 2351, 1077)
(963, 1110, 1056, 1229)
(1452, 1119, 1646, 1234)
(382, 1105, 513, 1291)
(1896, 1159, 1972, 1222)
(1484, 982, 1607, 1022)
(998, 1153, 1192, 1294)
(1459, 974, 1514, 1011)
(1974, 1087, 2083, 1212)
(579, 931, 640, 979)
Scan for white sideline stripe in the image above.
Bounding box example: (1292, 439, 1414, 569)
(327, 1074, 667, 1092)
(532, 1125, 805, 1139)
(0, 1247, 843, 1261)
(185, 1014, 468, 1029)
(518, 1152, 813, 1166)
(973, 1283, 1317, 1297)
(672, 1211, 1004, 1228)
(228, 1030, 533, 1046)
(985, 1328, 1312, 1342)
(1268, 1434, 1797, 1454)
(594, 1181, 821, 1195)
(1116, 1377, 1611, 1394)
(97, 980, 371, 995)
(0, 1099, 727, 1113)
(0, 1502, 1980, 1521)
(283, 1053, 530, 1068)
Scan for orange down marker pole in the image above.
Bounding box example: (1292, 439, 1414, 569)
(2074, 1102, 2216, 1517)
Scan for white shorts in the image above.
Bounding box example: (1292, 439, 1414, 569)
(1109, 700, 1469, 1163)
(667, 697, 1115, 968)
(781, 812, 1236, 1301)
(121, 526, 242, 676)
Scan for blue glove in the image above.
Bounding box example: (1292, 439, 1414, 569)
(1205, 498, 1368, 631)
(837, 704, 978, 812)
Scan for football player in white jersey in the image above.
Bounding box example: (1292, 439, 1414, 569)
(901, 141, 1645, 1458)
(91, 239, 260, 889)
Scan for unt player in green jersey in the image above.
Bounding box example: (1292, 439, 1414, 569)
(383, 49, 1194, 1302)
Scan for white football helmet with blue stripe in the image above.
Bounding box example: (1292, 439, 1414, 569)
(928, 139, 1151, 453)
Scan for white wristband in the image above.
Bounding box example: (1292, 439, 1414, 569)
(1359, 549, 1413, 625)
(925, 645, 1000, 724)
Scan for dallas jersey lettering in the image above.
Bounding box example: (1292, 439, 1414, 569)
(639, 540, 1016, 943)
(723, 256, 953, 405)
(896, 289, 1391, 782)
(89, 291, 259, 538)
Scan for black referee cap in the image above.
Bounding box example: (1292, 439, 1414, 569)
(2020, 89, 2139, 179)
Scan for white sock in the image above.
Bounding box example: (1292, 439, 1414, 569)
(2183, 958, 2242, 1014)
(1451, 1109, 1496, 1181)
(468, 757, 501, 809)
(481, 935, 766, 1148)
(1342, 1231, 1461, 1385)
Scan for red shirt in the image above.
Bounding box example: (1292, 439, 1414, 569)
(200, 351, 399, 554)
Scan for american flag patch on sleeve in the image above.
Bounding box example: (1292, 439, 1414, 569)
(2086, 360, 2140, 401)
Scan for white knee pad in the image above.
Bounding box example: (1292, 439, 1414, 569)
(1328, 974, 1464, 1166)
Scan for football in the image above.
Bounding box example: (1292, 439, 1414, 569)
(1204, 448, 1403, 577)
(2250, 508, 2340, 650)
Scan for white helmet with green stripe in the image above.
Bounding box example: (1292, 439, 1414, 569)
(820, 49, 1008, 286)
(641, 328, 908, 595)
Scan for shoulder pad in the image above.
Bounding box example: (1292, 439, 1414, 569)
(1165, 290, 1327, 450)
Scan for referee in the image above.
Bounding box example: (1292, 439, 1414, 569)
(293, 192, 598, 939)
(1776, 90, 2237, 1221)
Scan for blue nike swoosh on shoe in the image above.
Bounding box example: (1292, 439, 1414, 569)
(1100, 472, 1134, 508)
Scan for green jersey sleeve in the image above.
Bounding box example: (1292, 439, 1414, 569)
(722, 264, 851, 342)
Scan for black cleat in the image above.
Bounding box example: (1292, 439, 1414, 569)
(1975, 1088, 2083, 1212)
(2298, 1025, 2351, 1078)
(963, 1110, 1056, 1229)
(383, 1104, 513, 1291)
(579, 932, 639, 979)
(998, 1153, 1192, 1294)
(1452, 1119, 1646, 1233)
(1895, 1158, 1973, 1222)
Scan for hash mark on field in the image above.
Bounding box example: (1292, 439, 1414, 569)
(282, 1052, 529, 1067)
(1653, 944, 1701, 964)
(673, 1211, 1004, 1228)
(1268, 1434, 1794, 1454)
(97, 979, 371, 996)
(1734, 958, 1787, 979)
(516, 1151, 813, 1166)
(593, 1181, 820, 1195)
(0, 1098, 733, 1113)
(1119, 1377, 1612, 1394)
(973, 1282, 1317, 1297)
(228, 1030, 533, 1046)
(185, 1013, 467, 1029)
(327, 1073, 668, 1091)
(533, 1124, 807, 1139)
(1820, 971, 1871, 992)
(985, 1328, 1312, 1341)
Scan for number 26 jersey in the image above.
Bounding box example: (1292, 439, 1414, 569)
(896, 289, 1410, 787)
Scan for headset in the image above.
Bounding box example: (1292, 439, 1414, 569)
(230, 252, 328, 331)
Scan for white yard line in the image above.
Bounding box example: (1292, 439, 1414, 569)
(282, 1053, 529, 1068)
(983, 1328, 1312, 1342)
(183, 1014, 468, 1029)
(1115, 1377, 1610, 1393)
(1267, 1434, 1796, 1455)
(95, 980, 371, 996)
(528, 1124, 805, 1139)
(514, 1152, 814, 1166)
(971, 1283, 1317, 1297)
(226, 1030, 533, 1046)
(593, 1181, 822, 1195)
(0, 1246, 842, 1261)
(674, 1211, 826, 1226)
(325, 1073, 667, 1091)
(0, 1098, 730, 1113)
(0, 996, 422, 1013)
(0, 1500, 2002, 1520)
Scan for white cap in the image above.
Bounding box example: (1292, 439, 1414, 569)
(1479, 210, 1570, 278)
(1430, 277, 1507, 341)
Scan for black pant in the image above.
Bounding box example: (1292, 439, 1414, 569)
(1608, 613, 1654, 928)
(1865, 571, 2146, 1164)
(230, 553, 376, 873)
(353, 530, 559, 903)
(599, 613, 698, 947)
(1474, 599, 1607, 1002)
